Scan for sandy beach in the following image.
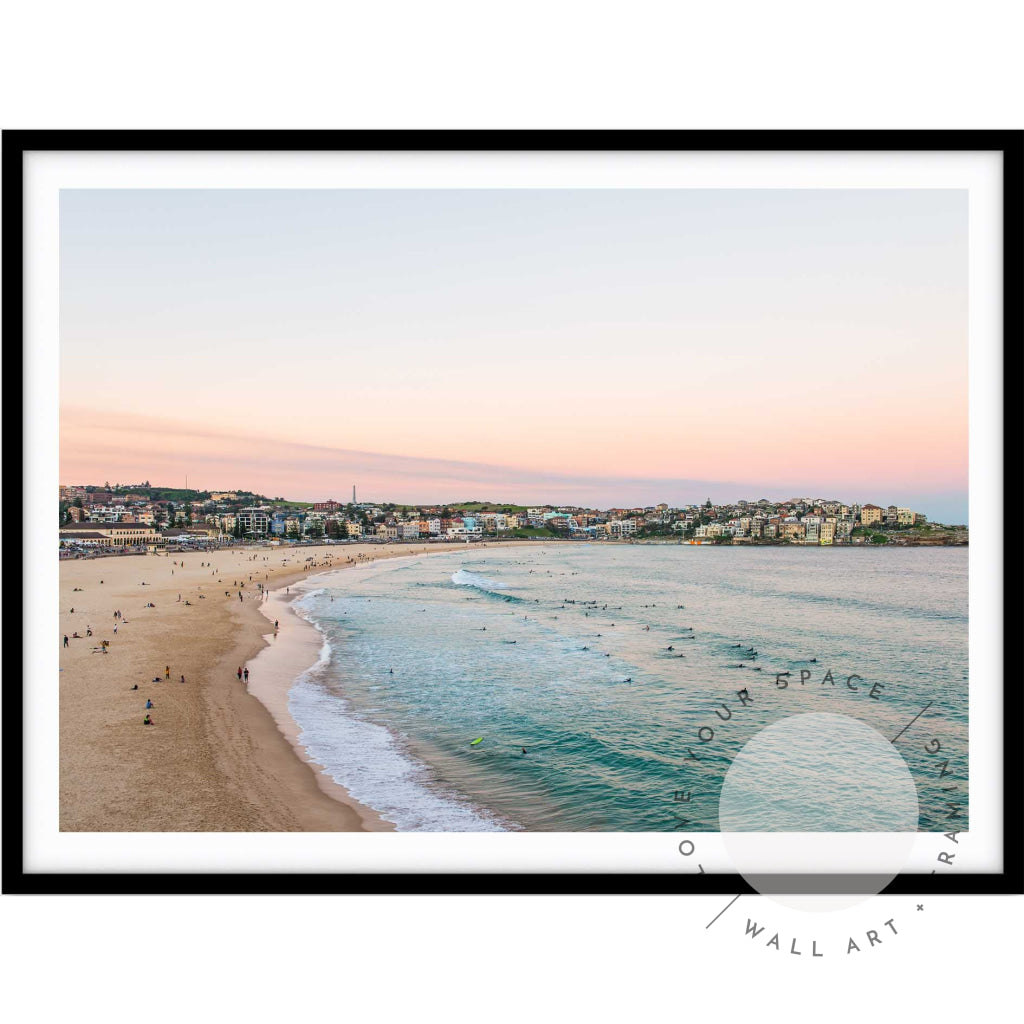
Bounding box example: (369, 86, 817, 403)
(58, 541, 503, 832)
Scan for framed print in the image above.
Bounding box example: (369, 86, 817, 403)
(3, 130, 1020, 895)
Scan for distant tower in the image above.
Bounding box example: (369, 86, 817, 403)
(353, 484, 356, 504)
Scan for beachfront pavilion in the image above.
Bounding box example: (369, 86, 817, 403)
(59, 522, 161, 548)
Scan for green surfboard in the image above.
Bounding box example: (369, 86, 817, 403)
(470, 737, 484, 746)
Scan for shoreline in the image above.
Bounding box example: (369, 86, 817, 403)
(58, 539, 531, 832)
(246, 574, 394, 831)
(242, 542, 541, 830)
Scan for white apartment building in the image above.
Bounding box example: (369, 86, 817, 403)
(605, 518, 638, 538)
(803, 516, 822, 544)
(447, 525, 483, 539)
(237, 506, 270, 535)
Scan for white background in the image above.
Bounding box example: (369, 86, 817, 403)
(2, 2, 1021, 1021)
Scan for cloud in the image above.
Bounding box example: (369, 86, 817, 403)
(59, 406, 967, 520)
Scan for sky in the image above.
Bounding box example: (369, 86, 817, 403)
(60, 188, 968, 522)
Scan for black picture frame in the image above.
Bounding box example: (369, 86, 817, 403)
(3, 129, 1020, 896)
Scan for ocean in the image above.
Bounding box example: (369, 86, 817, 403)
(285, 543, 968, 832)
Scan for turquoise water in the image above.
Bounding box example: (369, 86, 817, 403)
(287, 544, 968, 832)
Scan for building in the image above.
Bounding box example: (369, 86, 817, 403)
(860, 504, 884, 527)
(59, 522, 161, 548)
(313, 500, 340, 512)
(819, 520, 835, 545)
(447, 525, 483, 539)
(605, 518, 637, 538)
(237, 506, 270, 536)
(780, 521, 805, 542)
(803, 516, 822, 545)
(162, 526, 222, 546)
(302, 515, 326, 537)
(897, 507, 916, 526)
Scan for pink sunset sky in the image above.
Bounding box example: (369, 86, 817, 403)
(60, 188, 969, 521)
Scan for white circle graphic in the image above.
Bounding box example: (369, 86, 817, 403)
(718, 712, 920, 911)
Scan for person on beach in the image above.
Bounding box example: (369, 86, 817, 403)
(63, 634, 69, 648)
(180, 675, 185, 684)
(237, 666, 243, 681)
(274, 620, 279, 630)
(131, 684, 138, 691)
(145, 699, 154, 709)
(243, 668, 249, 683)
(143, 714, 153, 725)
(165, 665, 170, 679)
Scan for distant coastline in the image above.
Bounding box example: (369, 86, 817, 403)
(58, 484, 967, 554)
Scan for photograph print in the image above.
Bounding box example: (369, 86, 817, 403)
(55, 179, 970, 847)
